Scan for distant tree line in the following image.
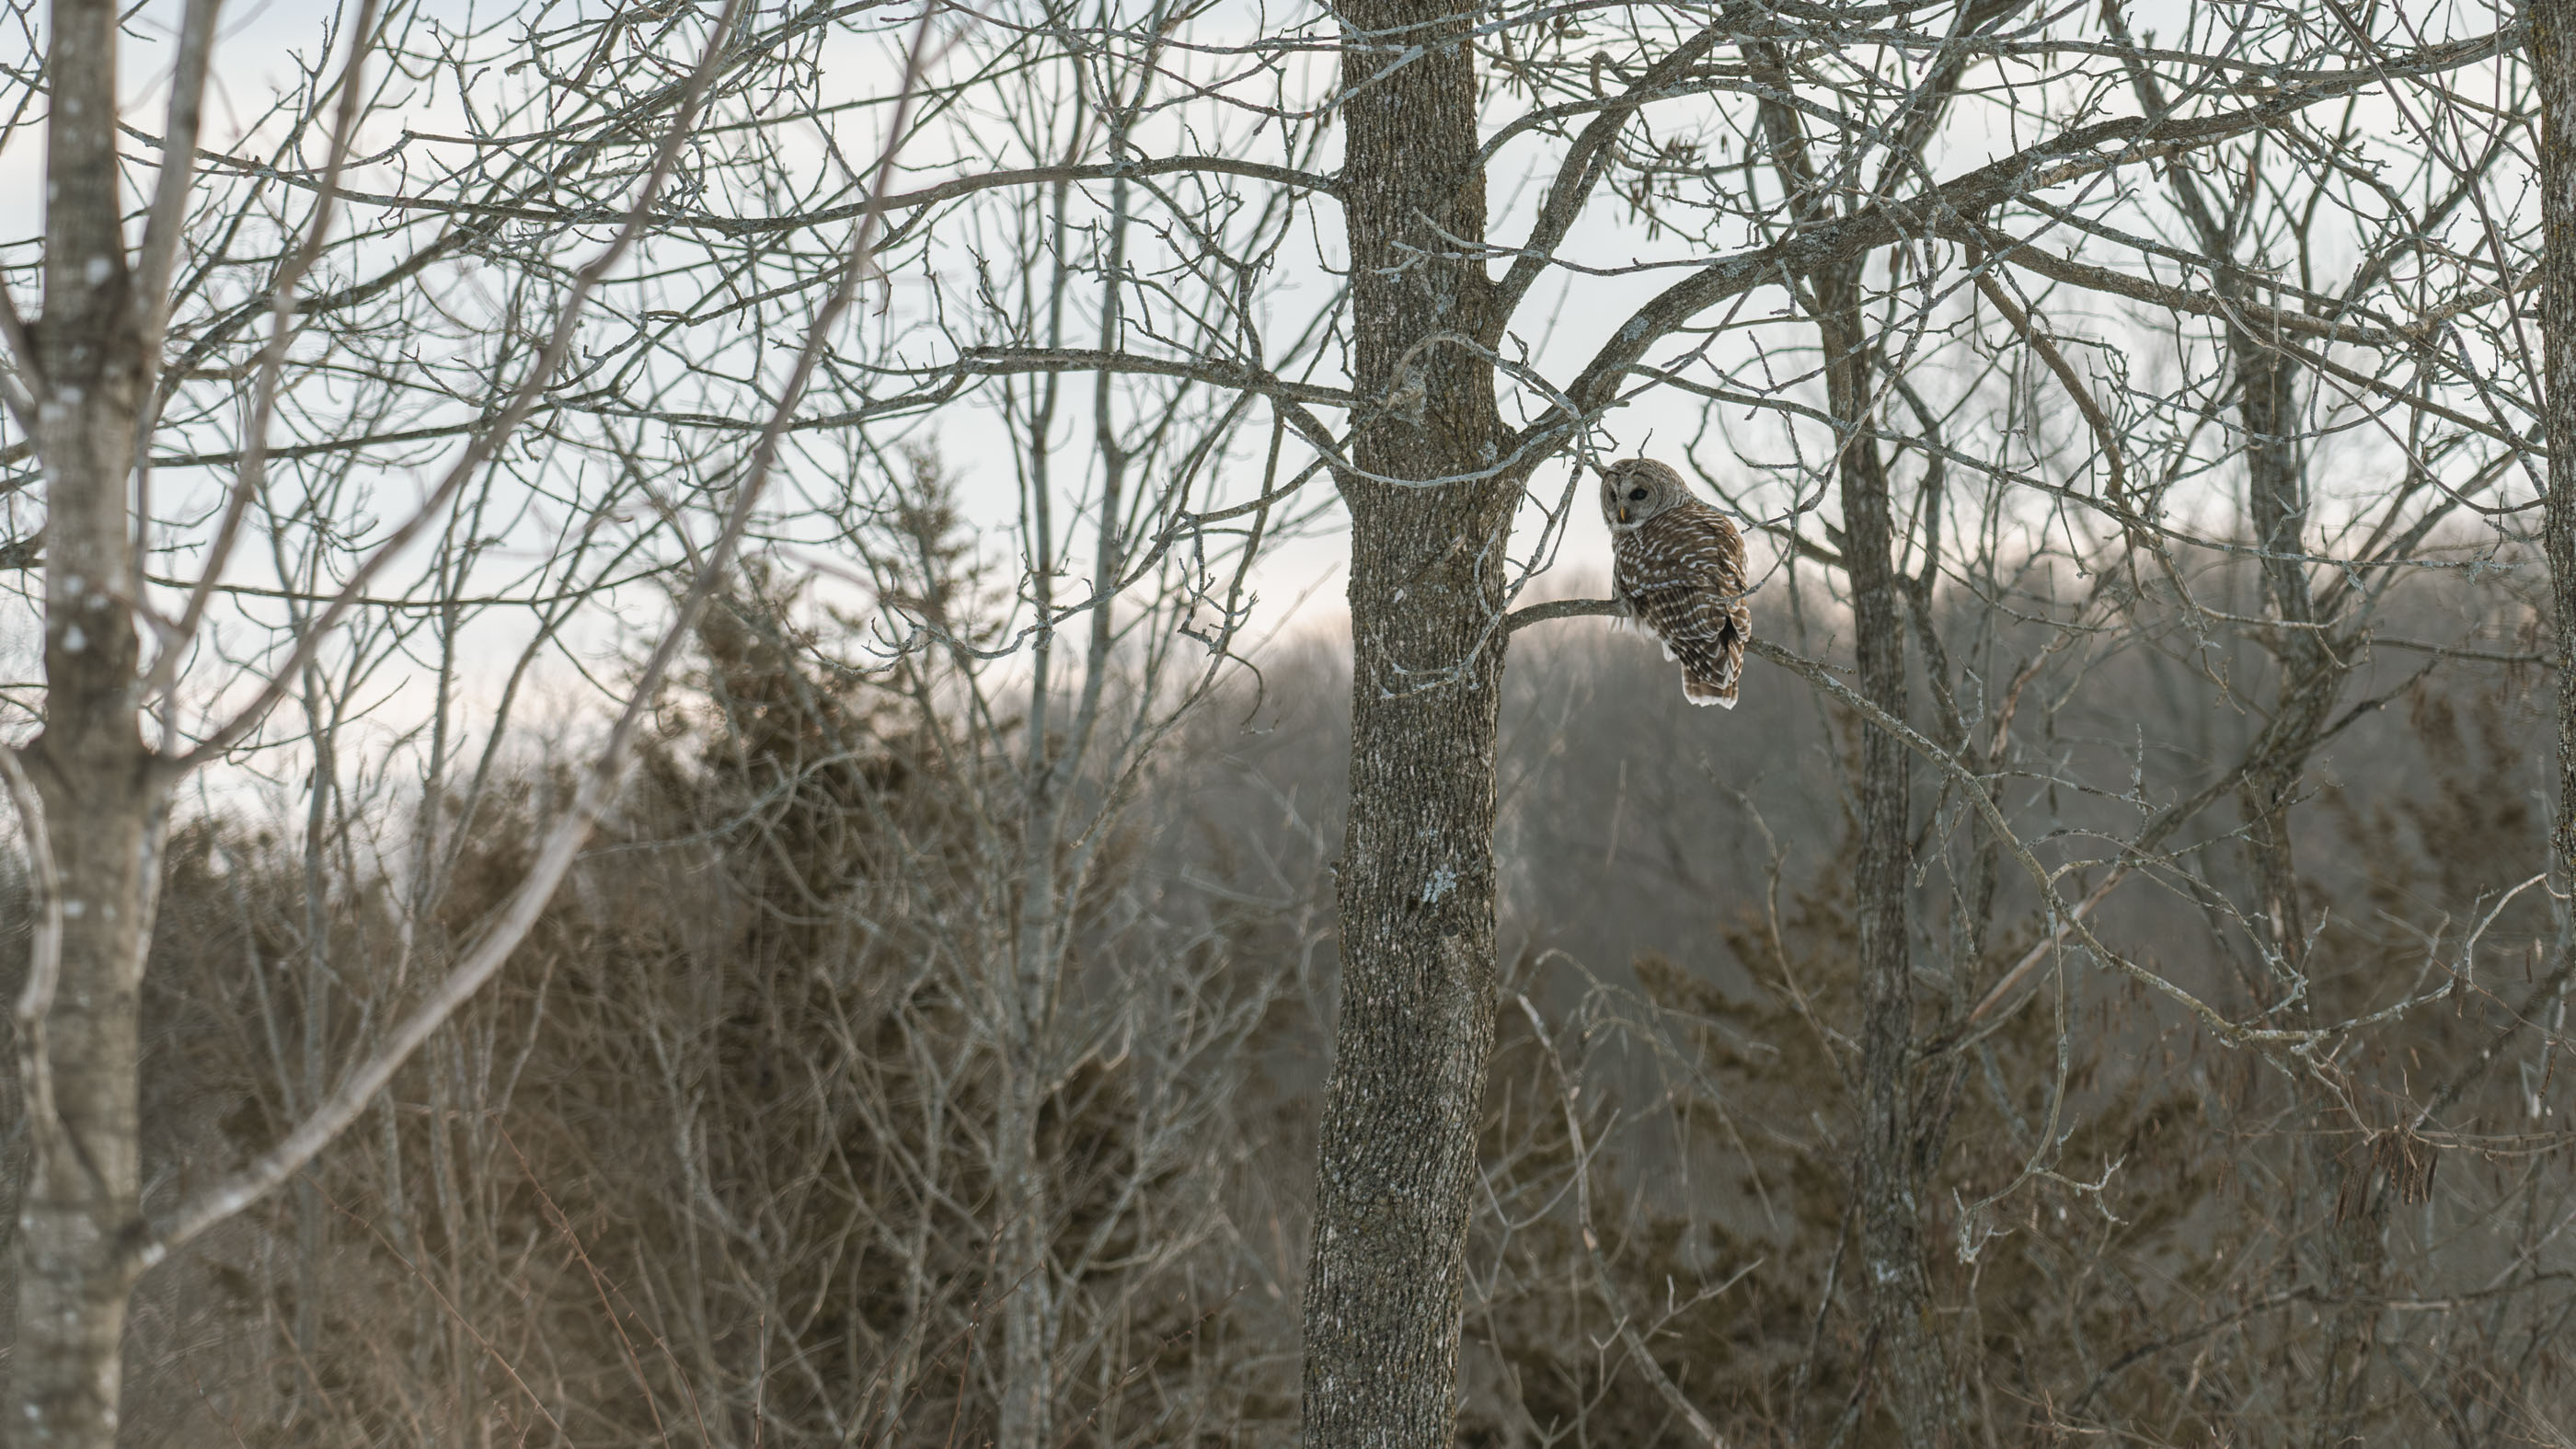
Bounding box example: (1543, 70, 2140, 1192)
(2, 0, 2573, 1444)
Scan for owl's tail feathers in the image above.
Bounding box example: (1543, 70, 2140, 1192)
(1684, 673, 1739, 708)
(1682, 637, 1744, 709)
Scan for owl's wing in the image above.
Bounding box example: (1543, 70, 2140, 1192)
(1627, 503, 1750, 708)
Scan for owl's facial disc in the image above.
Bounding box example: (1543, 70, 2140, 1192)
(1604, 460, 1673, 531)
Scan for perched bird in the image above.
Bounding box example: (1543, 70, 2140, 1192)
(1602, 457, 1751, 708)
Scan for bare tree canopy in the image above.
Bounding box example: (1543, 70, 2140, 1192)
(2, 0, 2572, 1444)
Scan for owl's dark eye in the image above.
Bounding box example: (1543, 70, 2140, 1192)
(1627, 487, 1649, 501)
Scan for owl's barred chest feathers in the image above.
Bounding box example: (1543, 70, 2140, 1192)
(1601, 460, 1751, 709)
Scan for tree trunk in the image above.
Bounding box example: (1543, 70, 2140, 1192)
(1298, 0, 1512, 1443)
(994, 1061, 1054, 1449)
(2227, 319, 2379, 1449)
(2230, 338, 2340, 988)
(2536, 2, 2576, 996)
(11, 2, 168, 1444)
(1814, 270, 1968, 1445)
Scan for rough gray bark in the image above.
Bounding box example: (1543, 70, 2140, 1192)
(1814, 273, 1968, 1445)
(2229, 346, 2391, 1449)
(2230, 320, 2383, 1449)
(8, 0, 174, 1442)
(1748, 19, 1978, 1435)
(1298, 0, 1513, 1442)
(2538, 0, 2576, 999)
(2236, 342, 2329, 957)
(2222, 321, 2385, 1449)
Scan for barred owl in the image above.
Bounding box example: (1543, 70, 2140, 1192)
(1603, 458, 1751, 708)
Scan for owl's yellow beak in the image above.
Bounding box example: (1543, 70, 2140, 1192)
(1616, 507, 1628, 524)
